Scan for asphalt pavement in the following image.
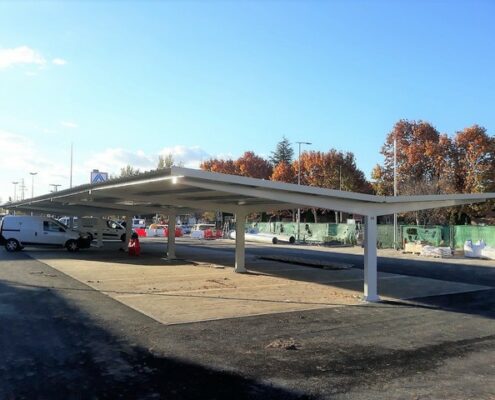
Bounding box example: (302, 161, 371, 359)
(1, 243, 495, 399)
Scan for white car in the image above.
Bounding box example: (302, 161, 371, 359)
(0, 215, 90, 252)
(190, 224, 217, 239)
(58, 217, 127, 242)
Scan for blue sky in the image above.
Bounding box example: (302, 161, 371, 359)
(0, 0, 494, 201)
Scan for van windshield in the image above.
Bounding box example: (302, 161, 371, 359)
(58, 221, 69, 229)
(52, 219, 70, 230)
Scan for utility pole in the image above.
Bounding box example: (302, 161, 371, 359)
(296, 141, 311, 243)
(339, 165, 343, 223)
(20, 179, 27, 200)
(12, 181, 19, 202)
(70, 142, 73, 188)
(30, 172, 38, 198)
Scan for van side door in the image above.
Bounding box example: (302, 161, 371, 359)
(41, 220, 67, 246)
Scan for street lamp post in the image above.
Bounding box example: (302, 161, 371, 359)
(49, 184, 61, 192)
(393, 136, 398, 250)
(12, 181, 19, 202)
(296, 141, 312, 243)
(30, 172, 38, 198)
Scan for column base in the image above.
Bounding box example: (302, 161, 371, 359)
(234, 266, 248, 273)
(363, 294, 380, 303)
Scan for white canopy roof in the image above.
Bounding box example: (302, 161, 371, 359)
(4, 167, 495, 217)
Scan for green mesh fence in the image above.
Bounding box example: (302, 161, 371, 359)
(323, 223, 357, 245)
(377, 225, 396, 248)
(453, 225, 495, 249)
(251, 222, 356, 243)
(401, 226, 446, 246)
(251, 222, 495, 248)
(301, 224, 330, 243)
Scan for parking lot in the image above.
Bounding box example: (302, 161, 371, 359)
(1, 238, 495, 399)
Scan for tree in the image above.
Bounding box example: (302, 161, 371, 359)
(372, 120, 452, 196)
(298, 150, 372, 193)
(452, 125, 495, 193)
(157, 154, 174, 169)
(292, 149, 372, 222)
(235, 151, 272, 179)
(200, 158, 238, 175)
(119, 165, 140, 177)
(270, 136, 294, 166)
(451, 125, 495, 222)
(201, 151, 272, 179)
(271, 161, 297, 183)
(372, 120, 495, 224)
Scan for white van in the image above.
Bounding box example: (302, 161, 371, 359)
(58, 217, 126, 242)
(0, 216, 90, 252)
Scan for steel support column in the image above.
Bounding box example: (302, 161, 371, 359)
(363, 215, 379, 302)
(167, 213, 176, 259)
(235, 211, 247, 273)
(96, 217, 104, 248)
(124, 214, 133, 251)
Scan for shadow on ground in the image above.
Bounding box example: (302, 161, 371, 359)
(0, 277, 314, 399)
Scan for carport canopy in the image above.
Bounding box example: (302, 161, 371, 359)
(4, 166, 495, 302)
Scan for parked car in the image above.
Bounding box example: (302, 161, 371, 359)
(0, 215, 90, 252)
(190, 223, 217, 239)
(58, 217, 127, 242)
(147, 224, 183, 237)
(132, 218, 146, 229)
(178, 224, 192, 234)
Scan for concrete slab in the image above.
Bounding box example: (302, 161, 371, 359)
(28, 242, 490, 325)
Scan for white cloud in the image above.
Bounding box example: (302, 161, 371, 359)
(0, 133, 216, 204)
(84, 145, 213, 176)
(52, 58, 67, 66)
(0, 130, 68, 202)
(60, 121, 78, 129)
(158, 145, 211, 168)
(0, 46, 46, 69)
(84, 148, 156, 175)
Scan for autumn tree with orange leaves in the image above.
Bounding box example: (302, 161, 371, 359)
(372, 120, 494, 224)
(200, 151, 272, 179)
(271, 161, 297, 183)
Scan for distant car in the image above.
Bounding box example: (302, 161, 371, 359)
(179, 225, 191, 234)
(0, 215, 90, 252)
(132, 218, 146, 229)
(148, 224, 183, 237)
(191, 224, 217, 239)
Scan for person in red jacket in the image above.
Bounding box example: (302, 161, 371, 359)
(128, 231, 141, 256)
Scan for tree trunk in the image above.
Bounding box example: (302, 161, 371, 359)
(312, 208, 318, 223)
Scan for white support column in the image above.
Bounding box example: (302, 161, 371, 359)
(363, 215, 379, 302)
(235, 211, 247, 273)
(124, 214, 133, 251)
(96, 217, 104, 248)
(167, 212, 176, 259)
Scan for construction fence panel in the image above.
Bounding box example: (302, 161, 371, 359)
(401, 225, 448, 247)
(453, 225, 495, 249)
(251, 222, 356, 243)
(377, 225, 396, 248)
(251, 223, 495, 248)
